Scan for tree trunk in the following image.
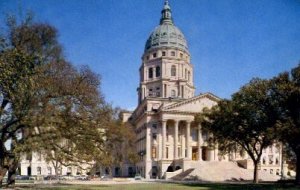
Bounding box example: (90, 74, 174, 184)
(6, 159, 18, 187)
(0, 168, 8, 188)
(253, 161, 259, 184)
(295, 150, 300, 185)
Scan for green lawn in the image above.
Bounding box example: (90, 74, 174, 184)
(14, 182, 300, 190)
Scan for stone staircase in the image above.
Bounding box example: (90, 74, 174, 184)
(171, 168, 195, 181)
(171, 161, 280, 182)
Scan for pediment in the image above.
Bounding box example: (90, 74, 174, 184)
(161, 93, 220, 113)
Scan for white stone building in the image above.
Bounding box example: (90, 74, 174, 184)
(19, 0, 286, 180)
(122, 0, 285, 179)
(20, 152, 91, 176)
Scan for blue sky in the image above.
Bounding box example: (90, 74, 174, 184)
(1, 0, 299, 110)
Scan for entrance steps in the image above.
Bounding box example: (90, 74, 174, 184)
(171, 161, 280, 182)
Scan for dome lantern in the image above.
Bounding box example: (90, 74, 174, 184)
(160, 0, 173, 25)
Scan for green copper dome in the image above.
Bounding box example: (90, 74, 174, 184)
(145, 1, 188, 53)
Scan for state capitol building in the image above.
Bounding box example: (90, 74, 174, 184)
(121, 0, 284, 180)
(21, 0, 286, 180)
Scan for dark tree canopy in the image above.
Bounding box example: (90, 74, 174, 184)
(0, 15, 112, 187)
(201, 78, 278, 183)
(270, 64, 300, 184)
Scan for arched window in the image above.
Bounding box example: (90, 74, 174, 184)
(156, 66, 160, 77)
(171, 65, 176, 76)
(149, 68, 153, 78)
(188, 71, 191, 81)
(171, 90, 176, 97)
(185, 69, 187, 79)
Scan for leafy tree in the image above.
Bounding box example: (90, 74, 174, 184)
(20, 61, 110, 176)
(270, 64, 300, 184)
(0, 49, 37, 186)
(95, 110, 138, 176)
(0, 15, 65, 186)
(201, 79, 278, 183)
(0, 15, 111, 187)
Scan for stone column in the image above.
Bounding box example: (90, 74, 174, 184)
(157, 124, 162, 160)
(186, 121, 191, 159)
(146, 124, 151, 161)
(197, 123, 202, 161)
(174, 120, 179, 159)
(161, 83, 164, 98)
(180, 125, 185, 158)
(162, 120, 167, 159)
(214, 144, 219, 161)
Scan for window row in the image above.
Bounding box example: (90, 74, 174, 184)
(148, 65, 191, 80)
(146, 51, 186, 60)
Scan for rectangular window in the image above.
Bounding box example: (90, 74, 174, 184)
(171, 51, 175, 56)
(152, 146, 157, 159)
(166, 126, 169, 142)
(47, 167, 52, 175)
(156, 66, 161, 77)
(180, 53, 183, 58)
(152, 124, 157, 129)
(162, 51, 166, 56)
(149, 68, 153, 78)
(166, 147, 169, 159)
(171, 66, 176, 76)
(149, 89, 153, 97)
(153, 53, 157, 58)
(192, 128, 197, 141)
(146, 56, 149, 60)
(152, 133, 157, 140)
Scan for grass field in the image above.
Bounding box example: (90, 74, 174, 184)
(14, 182, 300, 190)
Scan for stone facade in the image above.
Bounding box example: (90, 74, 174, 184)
(20, 153, 91, 176)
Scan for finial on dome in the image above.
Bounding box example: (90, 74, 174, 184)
(160, 0, 173, 25)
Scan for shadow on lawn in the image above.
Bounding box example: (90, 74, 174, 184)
(180, 182, 300, 190)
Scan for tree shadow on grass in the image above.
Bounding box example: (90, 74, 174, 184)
(14, 184, 112, 190)
(180, 182, 300, 190)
